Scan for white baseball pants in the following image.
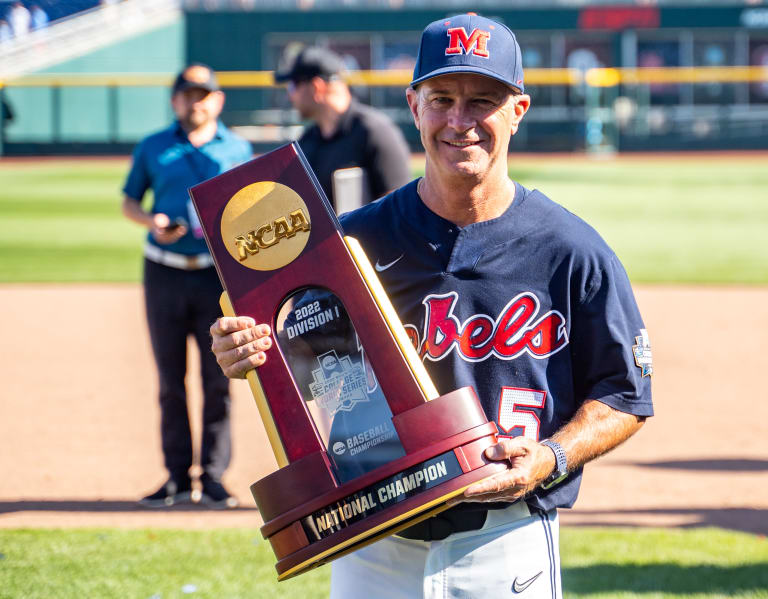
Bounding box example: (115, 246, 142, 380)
(329, 503, 561, 599)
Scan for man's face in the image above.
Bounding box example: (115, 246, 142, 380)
(286, 79, 318, 120)
(171, 87, 224, 130)
(406, 74, 529, 181)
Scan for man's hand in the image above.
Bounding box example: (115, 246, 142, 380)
(210, 316, 272, 379)
(151, 213, 187, 245)
(449, 437, 556, 505)
(448, 400, 645, 506)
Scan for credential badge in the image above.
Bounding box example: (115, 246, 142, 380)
(632, 328, 653, 377)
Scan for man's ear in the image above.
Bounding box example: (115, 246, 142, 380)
(212, 90, 225, 112)
(405, 87, 420, 131)
(310, 76, 327, 101)
(510, 94, 530, 135)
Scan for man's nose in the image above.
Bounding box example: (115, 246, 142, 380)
(446, 102, 474, 131)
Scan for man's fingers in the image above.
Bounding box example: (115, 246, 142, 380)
(209, 317, 272, 379)
(447, 439, 546, 505)
(217, 334, 269, 360)
(211, 319, 266, 347)
(212, 316, 258, 335)
(221, 347, 267, 379)
(464, 470, 524, 497)
(484, 437, 529, 461)
(216, 335, 272, 377)
(447, 471, 527, 506)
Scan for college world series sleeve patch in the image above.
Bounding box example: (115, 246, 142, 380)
(633, 328, 653, 377)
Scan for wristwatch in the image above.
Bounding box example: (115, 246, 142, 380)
(540, 439, 568, 489)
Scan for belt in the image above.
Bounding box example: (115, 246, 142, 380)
(396, 502, 530, 542)
(397, 507, 488, 542)
(144, 244, 214, 271)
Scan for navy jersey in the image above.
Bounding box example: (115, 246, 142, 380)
(340, 179, 653, 512)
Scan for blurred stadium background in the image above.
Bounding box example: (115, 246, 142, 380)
(1, 0, 768, 156)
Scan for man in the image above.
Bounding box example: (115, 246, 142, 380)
(211, 14, 653, 597)
(8, 2, 30, 39)
(122, 64, 252, 509)
(275, 45, 412, 212)
(29, 4, 48, 31)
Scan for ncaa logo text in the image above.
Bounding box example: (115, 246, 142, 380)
(445, 27, 491, 58)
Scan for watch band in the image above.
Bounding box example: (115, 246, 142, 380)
(540, 439, 568, 489)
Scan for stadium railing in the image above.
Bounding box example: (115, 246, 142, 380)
(1, 65, 767, 155)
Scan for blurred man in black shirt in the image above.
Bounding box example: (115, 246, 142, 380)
(275, 46, 412, 213)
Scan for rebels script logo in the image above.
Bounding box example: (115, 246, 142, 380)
(404, 291, 569, 362)
(445, 27, 491, 58)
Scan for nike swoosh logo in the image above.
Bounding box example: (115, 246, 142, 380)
(374, 255, 404, 272)
(512, 571, 543, 594)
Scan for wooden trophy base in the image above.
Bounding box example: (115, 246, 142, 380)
(251, 386, 507, 580)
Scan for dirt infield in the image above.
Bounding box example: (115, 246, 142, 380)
(0, 284, 766, 534)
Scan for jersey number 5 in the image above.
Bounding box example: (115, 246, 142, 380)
(497, 387, 546, 441)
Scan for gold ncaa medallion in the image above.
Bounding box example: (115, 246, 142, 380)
(221, 181, 311, 271)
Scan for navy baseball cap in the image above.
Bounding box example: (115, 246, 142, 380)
(172, 63, 219, 94)
(274, 46, 345, 83)
(411, 13, 524, 93)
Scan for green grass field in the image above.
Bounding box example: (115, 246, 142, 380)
(1, 154, 767, 283)
(0, 527, 766, 598)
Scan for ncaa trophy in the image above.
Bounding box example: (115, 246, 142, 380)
(188, 142, 508, 580)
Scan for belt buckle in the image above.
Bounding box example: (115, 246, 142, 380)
(185, 255, 198, 269)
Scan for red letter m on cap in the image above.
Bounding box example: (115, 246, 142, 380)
(445, 27, 491, 58)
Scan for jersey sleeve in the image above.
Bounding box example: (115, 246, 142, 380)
(122, 140, 151, 202)
(570, 253, 654, 417)
(364, 120, 412, 200)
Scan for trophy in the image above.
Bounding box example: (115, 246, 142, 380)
(188, 142, 507, 580)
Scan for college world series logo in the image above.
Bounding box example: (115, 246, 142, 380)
(632, 328, 653, 377)
(309, 350, 370, 416)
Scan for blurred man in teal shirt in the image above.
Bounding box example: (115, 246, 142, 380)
(122, 63, 252, 509)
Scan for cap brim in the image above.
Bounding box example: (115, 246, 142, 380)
(174, 82, 218, 93)
(273, 71, 292, 83)
(410, 65, 523, 93)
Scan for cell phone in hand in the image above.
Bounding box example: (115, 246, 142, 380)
(165, 217, 188, 232)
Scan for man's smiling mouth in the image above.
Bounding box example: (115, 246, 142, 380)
(444, 140, 480, 147)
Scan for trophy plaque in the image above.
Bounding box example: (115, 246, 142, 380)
(188, 142, 508, 580)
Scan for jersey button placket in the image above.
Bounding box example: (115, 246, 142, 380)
(446, 229, 475, 275)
